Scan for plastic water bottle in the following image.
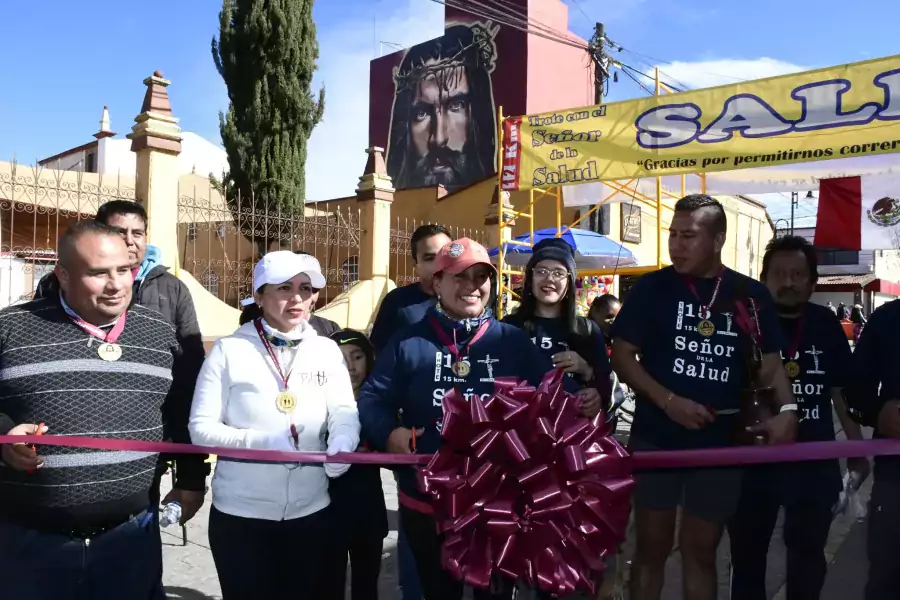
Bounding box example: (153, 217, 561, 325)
(159, 502, 182, 528)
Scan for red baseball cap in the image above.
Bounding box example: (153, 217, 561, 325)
(433, 238, 496, 276)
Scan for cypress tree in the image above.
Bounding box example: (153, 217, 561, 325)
(212, 0, 324, 227)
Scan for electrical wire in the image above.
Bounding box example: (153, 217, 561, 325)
(426, 0, 587, 50)
(616, 65, 654, 96)
(566, 0, 593, 25)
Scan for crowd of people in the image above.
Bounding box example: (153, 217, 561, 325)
(0, 195, 895, 600)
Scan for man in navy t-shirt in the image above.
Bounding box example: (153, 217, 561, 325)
(728, 235, 867, 600)
(370, 224, 453, 352)
(610, 194, 797, 600)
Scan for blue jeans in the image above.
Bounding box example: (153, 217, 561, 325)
(0, 510, 167, 600)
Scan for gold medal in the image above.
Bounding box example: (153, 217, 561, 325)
(697, 319, 716, 337)
(451, 360, 470, 377)
(276, 390, 297, 413)
(784, 360, 802, 379)
(97, 343, 122, 362)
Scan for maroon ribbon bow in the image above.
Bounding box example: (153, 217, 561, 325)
(418, 369, 634, 596)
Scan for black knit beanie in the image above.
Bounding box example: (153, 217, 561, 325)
(527, 237, 576, 274)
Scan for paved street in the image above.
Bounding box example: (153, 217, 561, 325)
(161, 466, 870, 600)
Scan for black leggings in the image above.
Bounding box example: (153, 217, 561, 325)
(208, 505, 339, 600)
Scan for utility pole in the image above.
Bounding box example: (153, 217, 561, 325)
(586, 23, 609, 233)
(588, 23, 608, 104)
(790, 191, 798, 235)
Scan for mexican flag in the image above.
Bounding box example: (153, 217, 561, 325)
(814, 174, 900, 250)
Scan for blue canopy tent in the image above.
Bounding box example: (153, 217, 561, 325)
(489, 227, 638, 271)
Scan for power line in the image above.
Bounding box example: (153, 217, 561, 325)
(567, 0, 593, 24)
(426, 0, 587, 50)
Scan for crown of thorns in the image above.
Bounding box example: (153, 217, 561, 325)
(393, 21, 500, 91)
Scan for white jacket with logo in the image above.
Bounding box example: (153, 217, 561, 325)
(189, 320, 360, 521)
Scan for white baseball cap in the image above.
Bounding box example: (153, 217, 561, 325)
(248, 251, 327, 301)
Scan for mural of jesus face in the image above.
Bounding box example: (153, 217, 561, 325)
(409, 62, 472, 187)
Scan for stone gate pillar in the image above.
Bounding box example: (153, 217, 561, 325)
(127, 70, 182, 267)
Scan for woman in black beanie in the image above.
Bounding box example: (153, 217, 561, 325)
(321, 329, 388, 599)
(502, 237, 612, 419)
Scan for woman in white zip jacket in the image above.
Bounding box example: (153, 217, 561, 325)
(189, 251, 360, 600)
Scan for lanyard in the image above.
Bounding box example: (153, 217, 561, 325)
(734, 297, 762, 344)
(785, 309, 807, 359)
(683, 268, 724, 318)
(60, 296, 127, 344)
(428, 316, 490, 364)
(254, 319, 293, 391)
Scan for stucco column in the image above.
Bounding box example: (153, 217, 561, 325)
(127, 70, 182, 268)
(356, 147, 394, 281)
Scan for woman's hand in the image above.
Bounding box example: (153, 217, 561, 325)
(387, 427, 425, 454)
(551, 350, 592, 380)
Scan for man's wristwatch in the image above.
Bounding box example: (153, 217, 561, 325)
(779, 403, 799, 414)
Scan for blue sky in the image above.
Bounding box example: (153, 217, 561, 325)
(1, 0, 897, 226)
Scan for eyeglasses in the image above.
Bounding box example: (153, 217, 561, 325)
(533, 267, 569, 281)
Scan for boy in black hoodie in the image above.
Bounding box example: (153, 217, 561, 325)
(321, 329, 388, 600)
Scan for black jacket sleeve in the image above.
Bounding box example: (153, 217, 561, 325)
(32, 272, 59, 301)
(845, 306, 884, 427)
(369, 290, 396, 352)
(165, 280, 209, 491)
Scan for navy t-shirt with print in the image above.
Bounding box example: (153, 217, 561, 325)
(501, 315, 612, 391)
(610, 266, 785, 450)
(777, 302, 852, 496)
(357, 311, 558, 503)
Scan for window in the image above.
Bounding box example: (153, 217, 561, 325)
(201, 269, 219, 298)
(188, 223, 197, 241)
(85, 153, 97, 173)
(341, 256, 359, 292)
(816, 248, 859, 266)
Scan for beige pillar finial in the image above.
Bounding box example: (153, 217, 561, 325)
(356, 147, 394, 317)
(127, 71, 183, 268)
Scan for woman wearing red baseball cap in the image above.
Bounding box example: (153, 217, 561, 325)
(358, 238, 575, 599)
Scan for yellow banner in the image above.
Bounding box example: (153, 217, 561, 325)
(500, 55, 900, 191)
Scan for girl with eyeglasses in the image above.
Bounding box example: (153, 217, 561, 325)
(502, 238, 613, 420)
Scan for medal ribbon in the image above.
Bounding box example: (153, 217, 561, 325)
(683, 267, 725, 319)
(60, 297, 127, 344)
(428, 315, 491, 368)
(785, 309, 807, 359)
(254, 319, 292, 391)
(734, 297, 763, 344)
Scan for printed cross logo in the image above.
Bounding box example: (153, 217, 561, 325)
(867, 196, 900, 228)
(805, 345, 824, 375)
(478, 354, 499, 381)
(316, 371, 328, 386)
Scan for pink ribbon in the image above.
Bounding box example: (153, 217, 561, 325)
(1, 435, 897, 469)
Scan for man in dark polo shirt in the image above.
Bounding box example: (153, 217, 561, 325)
(611, 194, 797, 600)
(0, 221, 204, 599)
